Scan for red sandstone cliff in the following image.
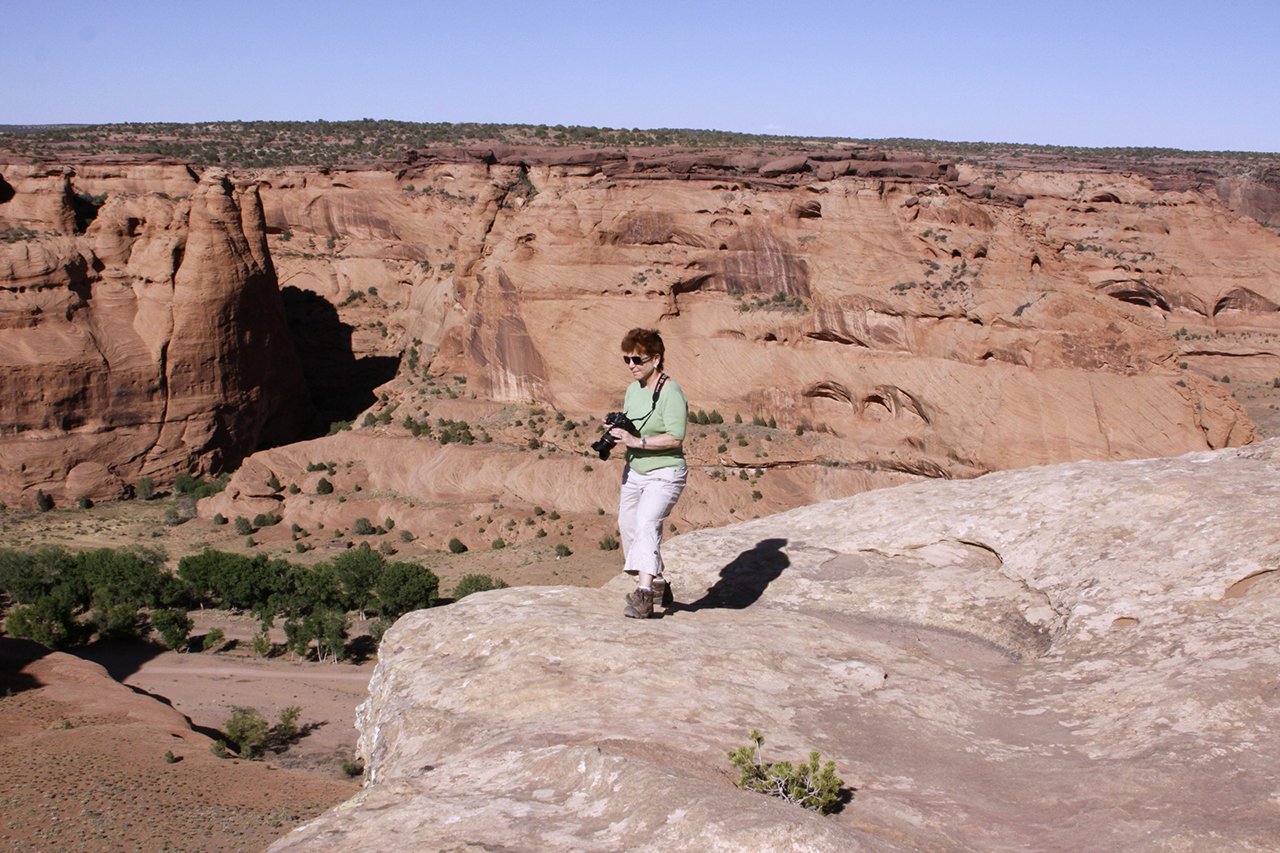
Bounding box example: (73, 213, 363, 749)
(0, 165, 311, 505)
(4, 143, 1278, 514)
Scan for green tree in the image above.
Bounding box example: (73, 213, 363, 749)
(376, 561, 439, 618)
(331, 548, 385, 617)
(151, 608, 194, 650)
(286, 607, 348, 662)
(4, 590, 83, 648)
(0, 547, 75, 604)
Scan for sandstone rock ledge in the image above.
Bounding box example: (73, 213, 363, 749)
(273, 442, 1280, 852)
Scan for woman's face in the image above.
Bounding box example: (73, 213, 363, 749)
(623, 350, 659, 385)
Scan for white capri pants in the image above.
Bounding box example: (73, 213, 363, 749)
(618, 464, 688, 578)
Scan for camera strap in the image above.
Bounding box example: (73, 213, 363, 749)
(633, 373, 668, 431)
(651, 373, 668, 404)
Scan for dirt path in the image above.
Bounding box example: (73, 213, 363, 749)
(106, 649, 376, 778)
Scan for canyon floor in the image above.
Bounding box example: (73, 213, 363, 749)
(0, 496, 629, 852)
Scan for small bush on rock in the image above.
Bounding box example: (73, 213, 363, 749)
(727, 730, 844, 815)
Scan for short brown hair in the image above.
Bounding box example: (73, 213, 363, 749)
(621, 328, 665, 365)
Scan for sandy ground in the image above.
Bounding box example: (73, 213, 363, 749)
(0, 505, 627, 852)
(0, 638, 361, 852)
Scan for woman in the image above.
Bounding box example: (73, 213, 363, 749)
(606, 328, 688, 619)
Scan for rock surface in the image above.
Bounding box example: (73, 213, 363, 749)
(273, 440, 1280, 851)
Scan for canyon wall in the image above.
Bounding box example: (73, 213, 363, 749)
(0, 164, 311, 505)
(4, 144, 1279, 516)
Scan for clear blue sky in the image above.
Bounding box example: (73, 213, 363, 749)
(4, 0, 1277, 152)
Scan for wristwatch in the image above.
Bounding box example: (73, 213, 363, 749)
(641, 437, 648, 449)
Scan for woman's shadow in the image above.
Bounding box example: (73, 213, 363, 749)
(676, 538, 789, 612)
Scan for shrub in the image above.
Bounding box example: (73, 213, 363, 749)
(78, 496, 93, 510)
(201, 628, 225, 652)
(212, 513, 227, 526)
(151, 608, 193, 650)
(727, 730, 843, 815)
(174, 473, 229, 499)
(251, 632, 273, 657)
(274, 705, 301, 742)
(234, 516, 253, 535)
(554, 543, 572, 558)
(599, 534, 619, 551)
(316, 477, 334, 494)
(490, 538, 506, 550)
(164, 750, 178, 764)
(452, 574, 508, 600)
(35, 490, 53, 512)
(252, 513, 282, 528)
(136, 477, 155, 500)
(447, 537, 468, 554)
(352, 517, 376, 535)
(224, 707, 270, 758)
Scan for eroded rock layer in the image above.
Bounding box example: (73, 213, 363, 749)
(0, 165, 310, 504)
(274, 440, 1280, 851)
(4, 143, 1279, 509)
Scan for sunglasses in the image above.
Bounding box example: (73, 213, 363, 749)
(622, 355, 652, 366)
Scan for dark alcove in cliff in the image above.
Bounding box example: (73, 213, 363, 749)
(281, 286, 400, 432)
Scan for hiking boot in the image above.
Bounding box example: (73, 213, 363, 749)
(626, 577, 674, 608)
(623, 587, 654, 619)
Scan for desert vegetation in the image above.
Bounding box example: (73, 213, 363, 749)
(728, 730, 846, 815)
(0, 543, 442, 662)
(1, 120, 1274, 172)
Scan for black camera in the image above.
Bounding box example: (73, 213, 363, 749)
(591, 411, 637, 460)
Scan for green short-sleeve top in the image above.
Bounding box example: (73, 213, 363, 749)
(623, 374, 688, 473)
